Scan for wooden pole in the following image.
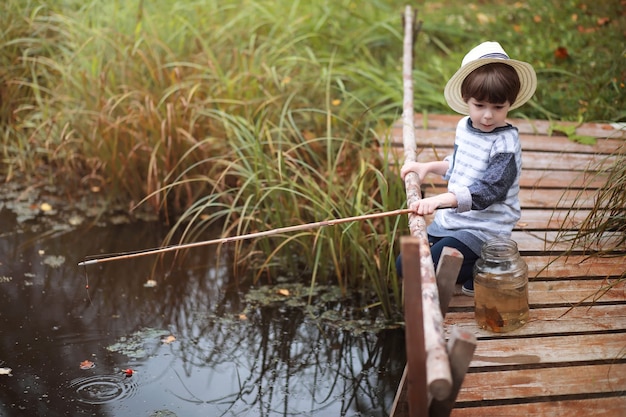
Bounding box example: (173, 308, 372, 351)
(78, 208, 415, 266)
(429, 327, 477, 417)
(401, 4, 452, 402)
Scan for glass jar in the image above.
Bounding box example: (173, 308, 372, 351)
(473, 238, 529, 332)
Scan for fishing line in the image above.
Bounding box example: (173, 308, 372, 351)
(82, 263, 93, 306)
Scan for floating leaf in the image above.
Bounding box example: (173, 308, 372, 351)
(161, 335, 176, 344)
(79, 360, 95, 370)
(40, 202, 53, 212)
(0, 367, 12, 376)
(143, 280, 157, 288)
(277, 288, 290, 297)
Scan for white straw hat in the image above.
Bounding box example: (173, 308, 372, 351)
(443, 41, 537, 115)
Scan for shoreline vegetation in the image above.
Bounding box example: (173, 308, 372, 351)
(2, 0, 624, 319)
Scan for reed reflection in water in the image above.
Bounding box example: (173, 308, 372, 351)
(0, 207, 404, 417)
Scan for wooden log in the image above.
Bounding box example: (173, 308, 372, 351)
(430, 327, 477, 417)
(418, 237, 453, 401)
(399, 5, 452, 402)
(400, 3, 451, 407)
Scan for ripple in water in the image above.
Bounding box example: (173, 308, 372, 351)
(69, 374, 138, 404)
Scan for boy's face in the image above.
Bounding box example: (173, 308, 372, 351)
(467, 98, 510, 132)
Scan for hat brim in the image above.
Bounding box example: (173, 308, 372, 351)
(443, 58, 537, 115)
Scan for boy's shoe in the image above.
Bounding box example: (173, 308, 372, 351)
(461, 280, 474, 297)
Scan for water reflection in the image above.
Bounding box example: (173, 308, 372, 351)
(0, 206, 404, 417)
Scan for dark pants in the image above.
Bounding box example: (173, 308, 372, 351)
(396, 235, 479, 284)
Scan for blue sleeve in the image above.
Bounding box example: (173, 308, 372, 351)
(468, 153, 518, 210)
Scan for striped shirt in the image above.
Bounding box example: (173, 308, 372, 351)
(428, 116, 522, 256)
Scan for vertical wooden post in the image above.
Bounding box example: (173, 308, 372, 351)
(430, 327, 477, 417)
(401, 236, 429, 416)
(435, 247, 464, 316)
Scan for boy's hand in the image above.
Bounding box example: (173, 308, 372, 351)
(400, 161, 428, 181)
(409, 193, 458, 215)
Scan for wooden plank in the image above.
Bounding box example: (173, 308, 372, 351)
(510, 230, 626, 252)
(445, 305, 626, 338)
(467, 332, 626, 368)
(384, 127, 626, 155)
(450, 396, 626, 417)
(400, 237, 429, 416)
(387, 113, 626, 139)
(421, 186, 602, 209)
(525, 255, 626, 279)
(402, 230, 624, 253)
(386, 148, 619, 172)
(457, 363, 626, 402)
(516, 209, 593, 230)
(448, 279, 626, 309)
(417, 169, 609, 190)
(423, 209, 594, 232)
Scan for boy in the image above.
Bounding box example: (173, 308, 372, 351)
(398, 41, 536, 296)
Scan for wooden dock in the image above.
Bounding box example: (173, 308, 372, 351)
(385, 113, 626, 416)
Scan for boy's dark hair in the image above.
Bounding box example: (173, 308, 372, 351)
(461, 63, 521, 105)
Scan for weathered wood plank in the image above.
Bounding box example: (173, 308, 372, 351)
(422, 187, 602, 209)
(525, 255, 626, 279)
(510, 230, 626, 252)
(457, 363, 626, 402)
(400, 237, 430, 416)
(387, 148, 620, 172)
(387, 113, 626, 139)
(450, 396, 626, 417)
(423, 209, 593, 231)
(448, 279, 626, 309)
(467, 332, 626, 368)
(417, 169, 609, 190)
(445, 305, 626, 338)
(516, 209, 592, 230)
(383, 127, 626, 155)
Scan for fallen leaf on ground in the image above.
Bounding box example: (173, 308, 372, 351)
(161, 335, 176, 344)
(277, 288, 290, 297)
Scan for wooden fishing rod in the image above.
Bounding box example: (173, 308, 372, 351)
(78, 207, 421, 266)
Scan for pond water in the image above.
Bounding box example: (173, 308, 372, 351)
(0, 186, 405, 417)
